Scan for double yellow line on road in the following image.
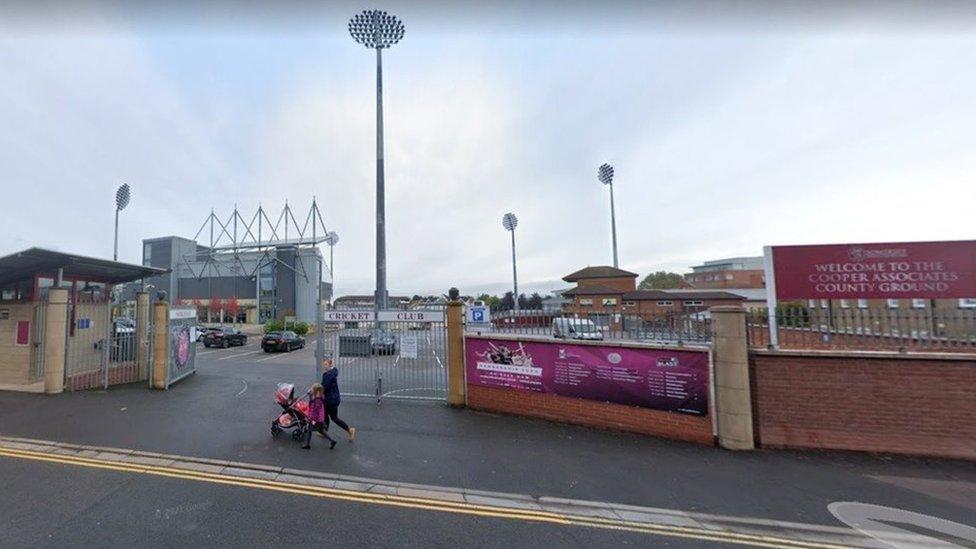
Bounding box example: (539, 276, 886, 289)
(0, 446, 852, 549)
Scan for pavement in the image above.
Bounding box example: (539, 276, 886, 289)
(1, 340, 974, 547)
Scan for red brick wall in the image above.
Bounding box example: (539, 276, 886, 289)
(467, 385, 714, 445)
(749, 351, 976, 460)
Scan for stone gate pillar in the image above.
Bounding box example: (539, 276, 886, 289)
(151, 298, 169, 390)
(711, 305, 755, 450)
(446, 293, 466, 408)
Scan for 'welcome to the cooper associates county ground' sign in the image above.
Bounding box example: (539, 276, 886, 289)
(769, 240, 976, 300)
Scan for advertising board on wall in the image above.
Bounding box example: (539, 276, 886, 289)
(465, 336, 709, 416)
(768, 240, 976, 300)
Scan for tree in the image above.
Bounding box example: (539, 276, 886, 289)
(226, 297, 239, 324)
(500, 291, 515, 311)
(639, 271, 686, 290)
(527, 292, 543, 309)
(210, 296, 224, 322)
(517, 293, 529, 310)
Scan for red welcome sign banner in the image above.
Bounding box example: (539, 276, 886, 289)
(770, 240, 976, 300)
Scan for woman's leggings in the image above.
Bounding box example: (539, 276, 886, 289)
(304, 422, 335, 446)
(324, 404, 350, 432)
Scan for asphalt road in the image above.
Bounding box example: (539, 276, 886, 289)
(1, 338, 973, 546)
(0, 456, 710, 548)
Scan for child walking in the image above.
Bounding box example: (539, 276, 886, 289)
(303, 383, 337, 450)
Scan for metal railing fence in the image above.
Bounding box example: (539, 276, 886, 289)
(747, 306, 976, 352)
(471, 308, 712, 345)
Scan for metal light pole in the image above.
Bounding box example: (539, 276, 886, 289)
(598, 163, 618, 268)
(349, 10, 405, 319)
(502, 213, 519, 312)
(326, 231, 339, 301)
(114, 183, 131, 262)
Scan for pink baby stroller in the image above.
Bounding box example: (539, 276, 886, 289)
(271, 383, 310, 442)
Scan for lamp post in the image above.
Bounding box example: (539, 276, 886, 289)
(598, 163, 618, 268)
(502, 213, 519, 312)
(114, 183, 131, 262)
(349, 9, 405, 318)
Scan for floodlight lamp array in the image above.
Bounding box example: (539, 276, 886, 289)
(349, 10, 405, 49)
(116, 183, 131, 211)
(502, 213, 518, 231)
(598, 163, 614, 185)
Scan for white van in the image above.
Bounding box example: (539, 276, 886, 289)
(551, 318, 604, 341)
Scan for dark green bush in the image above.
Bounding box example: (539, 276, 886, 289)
(293, 321, 309, 336)
(264, 320, 285, 333)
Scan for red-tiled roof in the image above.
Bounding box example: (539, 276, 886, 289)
(562, 284, 625, 296)
(563, 266, 638, 282)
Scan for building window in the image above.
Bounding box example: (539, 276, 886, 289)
(857, 299, 869, 309)
(807, 299, 817, 308)
(959, 298, 976, 309)
(623, 301, 637, 306)
(820, 299, 829, 309)
(683, 300, 703, 306)
(725, 274, 733, 280)
(579, 299, 593, 306)
(911, 298, 926, 309)
(602, 298, 617, 306)
(656, 300, 673, 306)
(887, 299, 900, 309)
(143, 243, 152, 266)
(840, 299, 850, 309)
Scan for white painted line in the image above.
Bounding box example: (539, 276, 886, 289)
(235, 379, 248, 397)
(216, 350, 263, 361)
(254, 352, 289, 363)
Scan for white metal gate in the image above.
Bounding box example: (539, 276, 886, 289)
(321, 310, 447, 402)
(64, 297, 143, 391)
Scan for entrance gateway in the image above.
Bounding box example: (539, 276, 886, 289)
(320, 309, 447, 402)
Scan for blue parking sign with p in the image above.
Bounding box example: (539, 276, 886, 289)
(472, 309, 485, 322)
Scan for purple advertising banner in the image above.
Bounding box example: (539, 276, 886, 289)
(465, 337, 709, 416)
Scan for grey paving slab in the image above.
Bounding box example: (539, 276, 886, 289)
(221, 466, 278, 480)
(612, 508, 705, 528)
(464, 494, 544, 511)
(173, 461, 226, 474)
(122, 455, 176, 467)
(397, 486, 466, 502)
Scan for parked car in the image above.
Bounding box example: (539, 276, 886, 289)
(194, 326, 212, 342)
(370, 331, 397, 355)
(262, 331, 305, 352)
(551, 318, 603, 341)
(113, 317, 136, 334)
(203, 327, 248, 348)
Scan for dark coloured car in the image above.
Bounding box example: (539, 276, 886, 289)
(203, 327, 248, 348)
(262, 331, 305, 352)
(370, 331, 397, 355)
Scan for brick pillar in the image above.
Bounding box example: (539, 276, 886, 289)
(151, 299, 169, 390)
(446, 299, 466, 407)
(135, 292, 150, 381)
(43, 287, 69, 394)
(711, 305, 755, 450)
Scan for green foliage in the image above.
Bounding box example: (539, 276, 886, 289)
(264, 320, 285, 333)
(292, 321, 310, 336)
(639, 271, 685, 290)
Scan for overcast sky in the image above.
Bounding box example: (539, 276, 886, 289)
(1, 1, 974, 297)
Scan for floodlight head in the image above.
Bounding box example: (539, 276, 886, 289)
(598, 163, 614, 185)
(502, 213, 518, 232)
(349, 9, 405, 49)
(115, 183, 131, 211)
(326, 231, 340, 246)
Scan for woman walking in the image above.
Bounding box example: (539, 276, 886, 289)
(321, 359, 356, 441)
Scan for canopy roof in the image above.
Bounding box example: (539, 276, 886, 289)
(0, 247, 168, 286)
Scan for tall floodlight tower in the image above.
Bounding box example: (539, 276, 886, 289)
(502, 213, 520, 312)
(325, 231, 339, 298)
(114, 183, 131, 262)
(349, 9, 405, 317)
(598, 163, 618, 268)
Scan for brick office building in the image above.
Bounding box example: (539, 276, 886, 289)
(684, 256, 766, 289)
(561, 266, 745, 328)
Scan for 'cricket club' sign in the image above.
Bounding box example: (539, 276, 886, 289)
(768, 240, 976, 300)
